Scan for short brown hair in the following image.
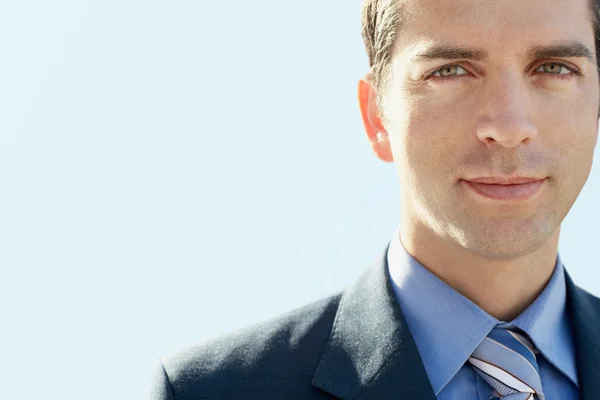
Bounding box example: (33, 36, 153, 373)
(361, 0, 600, 100)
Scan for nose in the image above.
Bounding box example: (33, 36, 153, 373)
(476, 74, 538, 148)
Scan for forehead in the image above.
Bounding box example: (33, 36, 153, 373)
(396, 0, 595, 57)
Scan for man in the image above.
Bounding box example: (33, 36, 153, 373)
(150, 0, 600, 398)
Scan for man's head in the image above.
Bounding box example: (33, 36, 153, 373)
(358, 0, 600, 259)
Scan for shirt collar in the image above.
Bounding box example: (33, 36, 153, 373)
(386, 228, 577, 395)
(511, 251, 578, 386)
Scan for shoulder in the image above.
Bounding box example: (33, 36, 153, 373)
(153, 293, 341, 400)
(571, 282, 600, 315)
(164, 293, 341, 373)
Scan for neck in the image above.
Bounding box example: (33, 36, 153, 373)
(400, 212, 560, 322)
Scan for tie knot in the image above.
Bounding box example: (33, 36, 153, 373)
(468, 327, 544, 400)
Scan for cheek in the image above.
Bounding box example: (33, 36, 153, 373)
(393, 91, 477, 179)
(537, 88, 599, 165)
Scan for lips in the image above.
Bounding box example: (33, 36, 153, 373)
(462, 178, 546, 201)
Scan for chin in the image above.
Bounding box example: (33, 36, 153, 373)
(449, 216, 558, 259)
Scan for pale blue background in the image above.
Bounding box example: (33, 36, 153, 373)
(1, 1, 598, 399)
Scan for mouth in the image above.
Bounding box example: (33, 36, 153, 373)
(461, 177, 547, 201)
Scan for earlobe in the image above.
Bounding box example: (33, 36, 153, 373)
(358, 77, 393, 162)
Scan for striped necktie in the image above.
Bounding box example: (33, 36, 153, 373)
(467, 327, 545, 400)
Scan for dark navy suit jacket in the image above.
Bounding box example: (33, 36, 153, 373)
(150, 246, 600, 399)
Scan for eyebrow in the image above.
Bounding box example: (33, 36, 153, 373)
(411, 46, 487, 62)
(410, 40, 595, 63)
(528, 41, 595, 62)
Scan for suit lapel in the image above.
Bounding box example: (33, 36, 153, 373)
(311, 245, 600, 399)
(565, 272, 600, 400)
(311, 245, 436, 400)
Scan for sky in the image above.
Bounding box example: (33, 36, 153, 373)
(2, 1, 599, 399)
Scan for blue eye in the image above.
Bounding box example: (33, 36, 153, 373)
(535, 62, 573, 75)
(431, 65, 469, 77)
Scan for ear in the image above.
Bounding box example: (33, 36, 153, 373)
(358, 75, 393, 162)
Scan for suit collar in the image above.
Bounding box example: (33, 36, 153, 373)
(311, 245, 436, 400)
(312, 245, 600, 400)
(564, 271, 600, 399)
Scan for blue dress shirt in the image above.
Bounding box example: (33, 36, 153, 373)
(387, 229, 579, 399)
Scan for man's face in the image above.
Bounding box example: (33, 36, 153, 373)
(365, 0, 599, 258)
